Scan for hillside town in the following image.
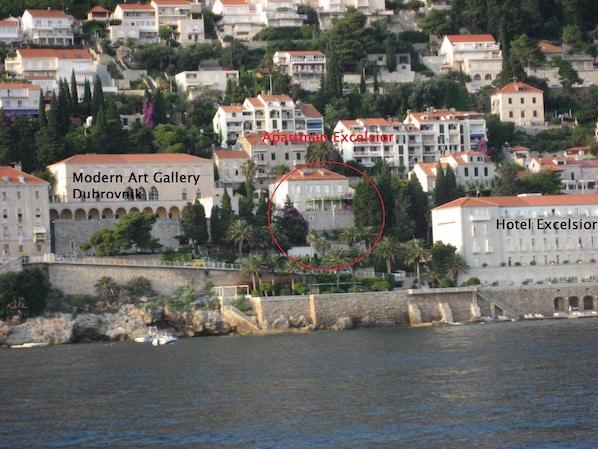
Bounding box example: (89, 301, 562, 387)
(3, 0, 598, 327)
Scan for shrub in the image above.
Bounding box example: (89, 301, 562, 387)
(370, 280, 390, 291)
(0, 267, 49, 318)
(439, 278, 454, 288)
(491, 281, 499, 286)
(126, 276, 155, 299)
(590, 258, 596, 263)
(260, 283, 273, 296)
(530, 260, 537, 265)
(464, 277, 481, 286)
(230, 296, 246, 311)
(294, 282, 309, 295)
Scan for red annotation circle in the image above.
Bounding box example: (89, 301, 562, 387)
(267, 160, 385, 271)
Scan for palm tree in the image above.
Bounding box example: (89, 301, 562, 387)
(358, 225, 377, 253)
(325, 248, 348, 289)
(271, 164, 291, 178)
(339, 226, 362, 248)
(262, 253, 282, 285)
(315, 235, 330, 261)
(403, 238, 431, 288)
(226, 219, 255, 262)
(242, 255, 263, 291)
(240, 159, 257, 184)
(448, 253, 469, 284)
(306, 228, 318, 263)
(95, 276, 118, 302)
(280, 258, 298, 292)
(306, 141, 338, 165)
(373, 235, 401, 274)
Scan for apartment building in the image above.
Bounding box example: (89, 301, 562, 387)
(175, 69, 239, 96)
(528, 156, 598, 192)
(256, 0, 307, 27)
(333, 109, 487, 170)
(0, 83, 42, 116)
(211, 0, 262, 40)
(0, 165, 50, 257)
(212, 94, 324, 146)
(527, 42, 598, 88)
(236, 132, 308, 184)
(214, 150, 250, 187)
(4, 48, 95, 97)
(491, 82, 545, 127)
(0, 17, 21, 44)
(432, 194, 598, 284)
(21, 9, 75, 46)
(110, 3, 158, 42)
(439, 34, 502, 89)
(273, 51, 327, 91)
(410, 151, 494, 192)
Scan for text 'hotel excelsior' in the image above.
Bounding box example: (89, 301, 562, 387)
(497, 218, 598, 231)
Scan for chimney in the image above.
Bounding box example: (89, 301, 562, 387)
(11, 161, 22, 172)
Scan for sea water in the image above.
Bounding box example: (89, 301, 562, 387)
(1, 319, 597, 448)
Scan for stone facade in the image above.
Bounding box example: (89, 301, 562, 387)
(52, 218, 181, 256)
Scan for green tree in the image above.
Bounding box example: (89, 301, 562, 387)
(325, 248, 348, 289)
(306, 228, 318, 264)
(551, 56, 583, 89)
(448, 253, 469, 284)
(353, 178, 383, 229)
(306, 141, 339, 164)
(272, 197, 309, 246)
(385, 38, 397, 72)
(226, 219, 255, 262)
(95, 276, 119, 302)
(403, 238, 430, 288)
(519, 170, 562, 194)
(323, 49, 343, 100)
(373, 235, 401, 274)
(407, 176, 430, 242)
(493, 163, 520, 196)
(0, 268, 49, 318)
(210, 204, 224, 245)
(114, 211, 162, 253)
(328, 7, 373, 72)
(180, 200, 209, 252)
(242, 254, 263, 291)
(339, 226, 362, 248)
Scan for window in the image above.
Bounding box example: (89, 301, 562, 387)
(532, 97, 537, 104)
(533, 110, 538, 117)
(149, 187, 159, 200)
(474, 167, 479, 176)
(484, 167, 488, 176)
(520, 97, 524, 104)
(17, 191, 22, 200)
(271, 153, 276, 161)
(195, 189, 201, 199)
(464, 167, 469, 176)
(508, 98, 512, 104)
(35, 190, 40, 199)
(521, 111, 525, 118)
(181, 189, 187, 200)
(509, 111, 514, 118)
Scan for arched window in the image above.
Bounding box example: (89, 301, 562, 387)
(136, 187, 146, 201)
(149, 187, 159, 201)
(182, 189, 187, 201)
(473, 74, 482, 80)
(124, 187, 134, 201)
(195, 188, 201, 199)
(484, 74, 492, 80)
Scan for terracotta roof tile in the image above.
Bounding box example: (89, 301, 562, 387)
(17, 49, 91, 60)
(214, 150, 249, 159)
(278, 168, 347, 182)
(0, 166, 48, 185)
(0, 83, 41, 90)
(446, 34, 496, 43)
(116, 4, 155, 10)
(296, 103, 322, 118)
(50, 154, 211, 165)
(538, 42, 563, 53)
(495, 82, 543, 94)
(24, 9, 72, 18)
(434, 194, 598, 210)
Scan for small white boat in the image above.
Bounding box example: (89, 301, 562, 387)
(134, 327, 157, 343)
(11, 342, 48, 348)
(152, 331, 177, 346)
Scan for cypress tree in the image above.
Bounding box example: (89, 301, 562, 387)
(324, 49, 342, 100)
(209, 205, 223, 244)
(444, 164, 459, 202)
(81, 78, 92, 117)
(433, 163, 447, 206)
(37, 89, 47, 127)
(91, 76, 105, 124)
(385, 38, 397, 72)
(70, 70, 79, 106)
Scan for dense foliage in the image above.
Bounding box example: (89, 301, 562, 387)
(0, 268, 49, 318)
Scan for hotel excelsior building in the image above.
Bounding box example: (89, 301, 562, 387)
(432, 195, 598, 281)
(48, 154, 215, 221)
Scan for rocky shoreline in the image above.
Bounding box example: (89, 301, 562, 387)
(0, 305, 232, 347)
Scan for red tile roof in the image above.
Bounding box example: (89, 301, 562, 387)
(214, 150, 249, 159)
(50, 154, 211, 165)
(217, 0, 248, 4)
(283, 51, 326, 56)
(538, 42, 563, 53)
(495, 82, 543, 94)
(0, 83, 41, 90)
(296, 103, 322, 118)
(280, 168, 347, 182)
(445, 34, 496, 43)
(17, 49, 91, 60)
(434, 194, 598, 210)
(220, 105, 244, 112)
(89, 6, 110, 12)
(0, 19, 18, 27)
(117, 4, 155, 10)
(0, 166, 48, 185)
(152, 0, 191, 5)
(24, 9, 72, 18)
(511, 145, 530, 152)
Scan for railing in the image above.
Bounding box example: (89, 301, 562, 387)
(27, 254, 241, 270)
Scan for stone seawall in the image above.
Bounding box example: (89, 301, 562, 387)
(38, 263, 242, 296)
(253, 288, 481, 328)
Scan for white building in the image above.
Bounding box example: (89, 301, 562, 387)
(527, 156, 598, 192)
(236, 132, 308, 184)
(273, 51, 326, 91)
(212, 0, 262, 40)
(214, 149, 250, 187)
(527, 42, 598, 88)
(0, 17, 22, 44)
(0, 165, 50, 257)
(491, 82, 545, 127)
(175, 69, 239, 96)
(410, 151, 495, 192)
(0, 83, 42, 116)
(438, 34, 502, 90)
(212, 93, 324, 146)
(110, 3, 158, 43)
(4, 48, 95, 97)
(21, 9, 75, 46)
(256, 0, 307, 27)
(269, 167, 350, 212)
(432, 194, 598, 284)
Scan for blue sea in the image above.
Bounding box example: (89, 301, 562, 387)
(1, 318, 597, 448)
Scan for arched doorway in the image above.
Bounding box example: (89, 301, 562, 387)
(168, 206, 180, 219)
(115, 207, 126, 219)
(60, 209, 73, 220)
(88, 208, 100, 219)
(50, 210, 59, 220)
(568, 296, 579, 312)
(102, 208, 114, 219)
(582, 295, 594, 311)
(554, 296, 565, 312)
(156, 207, 167, 219)
(74, 208, 86, 220)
